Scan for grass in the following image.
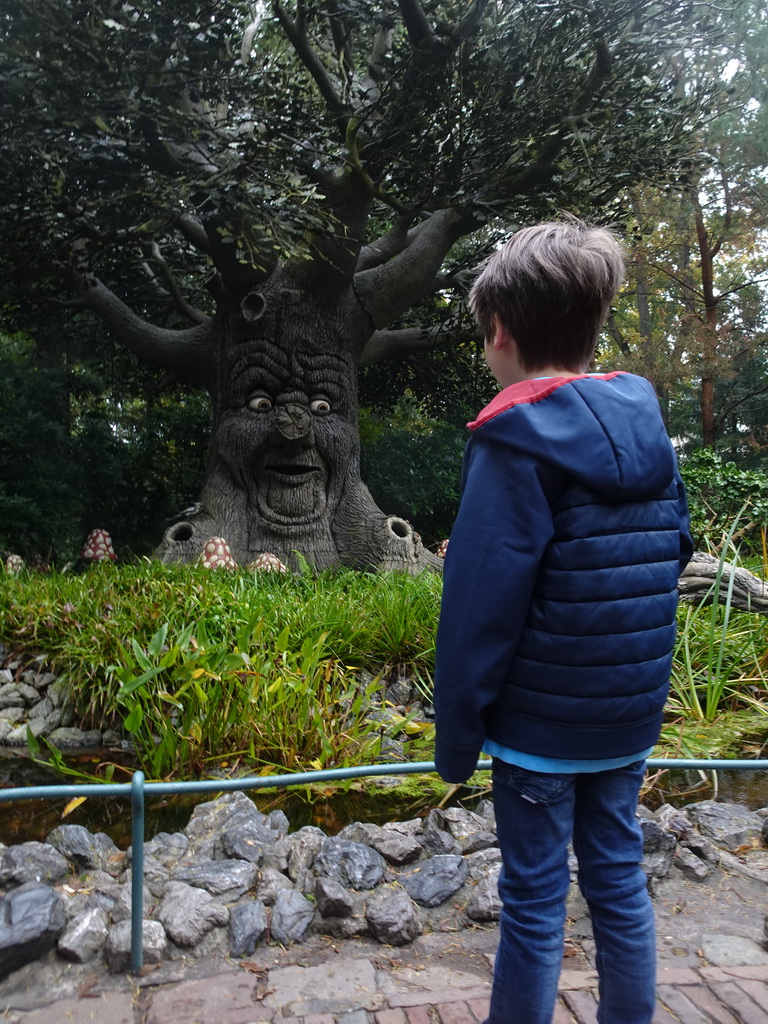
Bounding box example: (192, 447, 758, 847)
(1, 555, 767, 781)
(0, 560, 441, 780)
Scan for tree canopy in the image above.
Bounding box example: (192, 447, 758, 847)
(0, 0, 728, 566)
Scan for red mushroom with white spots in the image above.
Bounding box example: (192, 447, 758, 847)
(4, 554, 24, 575)
(199, 537, 237, 571)
(81, 529, 117, 563)
(248, 553, 288, 573)
(436, 539, 449, 559)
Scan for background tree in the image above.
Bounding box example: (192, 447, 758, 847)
(1, 0, 719, 569)
(606, 0, 768, 455)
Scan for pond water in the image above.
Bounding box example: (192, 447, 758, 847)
(1, 753, 767, 849)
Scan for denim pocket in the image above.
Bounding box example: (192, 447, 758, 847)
(492, 758, 573, 806)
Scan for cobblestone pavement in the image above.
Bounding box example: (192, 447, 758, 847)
(2, 864, 767, 1024)
(2, 940, 768, 1024)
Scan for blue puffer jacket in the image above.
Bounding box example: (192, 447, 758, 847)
(434, 371, 693, 784)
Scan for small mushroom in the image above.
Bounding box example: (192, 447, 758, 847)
(436, 539, 449, 559)
(248, 552, 288, 573)
(199, 537, 237, 571)
(81, 529, 117, 563)
(4, 554, 24, 575)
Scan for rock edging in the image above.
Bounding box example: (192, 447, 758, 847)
(1, 789, 767, 981)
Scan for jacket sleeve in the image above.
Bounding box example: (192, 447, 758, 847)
(676, 468, 695, 574)
(433, 436, 556, 784)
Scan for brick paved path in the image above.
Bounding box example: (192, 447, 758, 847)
(5, 959, 768, 1024)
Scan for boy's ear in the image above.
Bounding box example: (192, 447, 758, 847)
(490, 313, 513, 351)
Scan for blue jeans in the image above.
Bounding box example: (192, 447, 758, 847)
(488, 758, 656, 1024)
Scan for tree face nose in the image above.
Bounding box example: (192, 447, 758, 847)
(274, 402, 312, 440)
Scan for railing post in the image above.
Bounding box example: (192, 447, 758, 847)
(130, 770, 145, 975)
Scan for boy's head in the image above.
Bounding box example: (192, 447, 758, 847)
(469, 218, 625, 376)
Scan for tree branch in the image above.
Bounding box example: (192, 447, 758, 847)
(354, 208, 479, 329)
(147, 242, 209, 325)
(68, 271, 217, 387)
(359, 323, 465, 367)
(273, 0, 350, 130)
(398, 0, 437, 52)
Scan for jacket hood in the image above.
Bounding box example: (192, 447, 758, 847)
(468, 372, 676, 500)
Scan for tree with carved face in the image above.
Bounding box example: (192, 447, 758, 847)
(1, 0, 717, 569)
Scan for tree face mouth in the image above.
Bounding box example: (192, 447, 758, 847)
(254, 452, 329, 524)
(265, 464, 319, 482)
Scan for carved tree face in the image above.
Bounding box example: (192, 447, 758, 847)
(215, 288, 361, 536)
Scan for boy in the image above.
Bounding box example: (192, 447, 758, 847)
(434, 219, 693, 1024)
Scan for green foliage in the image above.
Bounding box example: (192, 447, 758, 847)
(0, 562, 441, 778)
(0, 331, 211, 561)
(679, 449, 768, 551)
(360, 395, 467, 546)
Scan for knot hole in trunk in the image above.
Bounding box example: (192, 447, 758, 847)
(386, 517, 413, 541)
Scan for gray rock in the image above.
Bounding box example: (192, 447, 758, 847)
(142, 856, 171, 898)
(0, 841, 69, 886)
(421, 810, 462, 857)
(0, 706, 25, 724)
(57, 906, 109, 962)
(337, 822, 386, 846)
(256, 867, 295, 906)
(365, 884, 421, 945)
(28, 696, 54, 721)
(313, 837, 386, 891)
(184, 791, 265, 851)
(220, 820, 276, 864)
(141, 831, 190, 868)
(110, 881, 154, 923)
(6, 721, 46, 745)
(640, 817, 677, 854)
(16, 683, 40, 706)
(465, 847, 503, 881)
(0, 882, 67, 980)
(155, 881, 229, 947)
(673, 847, 711, 882)
(269, 889, 315, 944)
(46, 824, 119, 872)
(643, 850, 674, 879)
(0, 685, 23, 710)
(382, 818, 424, 837)
(651, 806, 696, 839)
(266, 809, 290, 838)
(369, 833, 422, 866)
(0, 668, 11, 684)
(229, 899, 268, 956)
(171, 858, 260, 899)
(686, 801, 763, 853)
(105, 919, 166, 973)
(399, 854, 469, 908)
(465, 870, 502, 922)
(681, 834, 719, 864)
(315, 877, 355, 918)
(46, 727, 101, 749)
(0, 720, 14, 743)
(286, 826, 326, 890)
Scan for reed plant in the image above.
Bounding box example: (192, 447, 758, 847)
(2, 551, 767, 780)
(0, 560, 440, 779)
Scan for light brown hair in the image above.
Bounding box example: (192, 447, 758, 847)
(469, 218, 625, 373)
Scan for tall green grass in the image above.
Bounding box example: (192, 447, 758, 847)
(0, 561, 441, 779)
(2, 555, 767, 779)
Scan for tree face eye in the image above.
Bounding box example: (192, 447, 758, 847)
(248, 395, 272, 412)
(310, 399, 331, 415)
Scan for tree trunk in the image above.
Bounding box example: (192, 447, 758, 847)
(154, 263, 441, 572)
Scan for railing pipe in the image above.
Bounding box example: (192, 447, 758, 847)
(130, 771, 145, 976)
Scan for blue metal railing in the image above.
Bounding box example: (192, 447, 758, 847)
(1, 757, 766, 974)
